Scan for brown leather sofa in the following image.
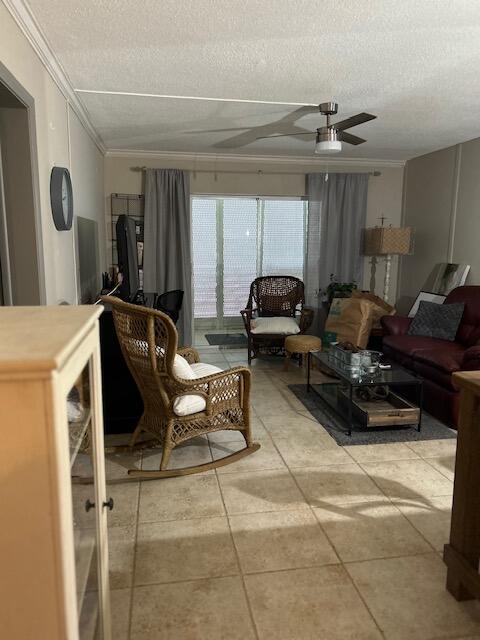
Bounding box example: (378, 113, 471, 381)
(381, 286, 480, 427)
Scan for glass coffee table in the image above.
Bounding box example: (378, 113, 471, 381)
(308, 351, 423, 436)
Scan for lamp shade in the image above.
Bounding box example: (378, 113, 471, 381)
(362, 226, 413, 256)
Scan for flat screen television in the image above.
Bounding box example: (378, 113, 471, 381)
(116, 214, 140, 301)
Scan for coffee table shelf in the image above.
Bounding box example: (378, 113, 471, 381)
(308, 351, 423, 436)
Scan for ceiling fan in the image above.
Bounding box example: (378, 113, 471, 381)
(257, 102, 377, 153)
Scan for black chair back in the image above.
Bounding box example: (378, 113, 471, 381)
(155, 289, 184, 325)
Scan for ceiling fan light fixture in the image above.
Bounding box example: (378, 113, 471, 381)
(314, 129, 342, 154)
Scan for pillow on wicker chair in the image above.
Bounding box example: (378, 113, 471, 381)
(251, 316, 300, 335)
(173, 362, 223, 416)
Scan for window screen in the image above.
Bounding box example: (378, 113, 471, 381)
(192, 196, 306, 321)
(191, 198, 217, 318)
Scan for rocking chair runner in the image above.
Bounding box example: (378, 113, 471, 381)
(102, 296, 259, 479)
(241, 276, 314, 364)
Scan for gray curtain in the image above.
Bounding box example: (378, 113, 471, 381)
(305, 172, 369, 334)
(143, 169, 192, 345)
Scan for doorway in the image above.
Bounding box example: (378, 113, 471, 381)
(191, 195, 307, 347)
(0, 67, 44, 305)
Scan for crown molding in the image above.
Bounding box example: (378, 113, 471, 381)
(105, 149, 405, 169)
(3, 0, 106, 154)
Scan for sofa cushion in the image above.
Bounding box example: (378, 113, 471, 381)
(407, 301, 464, 341)
(413, 345, 464, 374)
(412, 360, 459, 392)
(383, 335, 455, 358)
(251, 316, 300, 335)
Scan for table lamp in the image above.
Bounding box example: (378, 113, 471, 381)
(362, 222, 413, 302)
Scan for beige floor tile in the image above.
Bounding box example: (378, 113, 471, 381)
(229, 509, 338, 573)
(260, 411, 322, 438)
(205, 419, 269, 444)
(135, 516, 237, 585)
(313, 500, 431, 562)
(109, 588, 131, 640)
(405, 438, 457, 458)
(141, 436, 213, 473)
(73, 450, 142, 480)
(251, 416, 271, 439)
(292, 463, 385, 507)
(213, 438, 286, 474)
(245, 565, 382, 639)
(361, 458, 453, 500)
(425, 455, 456, 481)
(346, 553, 480, 640)
(274, 436, 352, 468)
(218, 469, 308, 515)
(252, 395, 298, 416)
(393, 495, 452, 551)
(130, 576, 256, 639)
(106, 525, 136, 589)
(345, 443, 420, 464)
(208, 429, 246, 444)
(138, 474, 225, 522)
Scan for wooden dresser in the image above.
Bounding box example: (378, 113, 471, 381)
(0, 306, 111, 639)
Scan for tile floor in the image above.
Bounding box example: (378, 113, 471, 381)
(101, 347, 480, 640)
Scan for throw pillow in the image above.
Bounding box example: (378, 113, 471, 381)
(407, 301, 464, 341)
(250, 316, 300, 335)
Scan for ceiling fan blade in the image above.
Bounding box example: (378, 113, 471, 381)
(332, 112, 376, 131)
(213, 130, 261, 148)
(339, 131, 366, 145)
(256, 131, 315, 140)
(185, 126, 253, 134)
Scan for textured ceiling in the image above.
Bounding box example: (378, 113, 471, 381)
(25, 0, 480, 160)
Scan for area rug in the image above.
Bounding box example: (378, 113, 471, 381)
(288, 384, 456, 446)
(205, 333, 247, 348)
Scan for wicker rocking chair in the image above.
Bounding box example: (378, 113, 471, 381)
(102, 296, 259, 479)
(241, 276, 314, 364)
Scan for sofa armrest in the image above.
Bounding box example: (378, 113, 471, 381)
(381, 315, 412, 336)
(461, 346, 480, 371)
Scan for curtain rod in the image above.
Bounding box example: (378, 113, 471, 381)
(131, 166, 382, 177)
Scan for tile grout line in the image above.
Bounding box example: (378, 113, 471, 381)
(268, 425, 387, 639)
(213, 460, 261, 640)
(351, 459, 452, 555)
(422, 455, 455, 482)
(125, 466, 142, 640)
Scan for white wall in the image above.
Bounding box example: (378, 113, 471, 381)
(0, 3, 105, 304)
(398, 136, 480, 314)
(105, 153, 405, 301)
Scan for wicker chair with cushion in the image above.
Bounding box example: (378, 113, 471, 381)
(241, 276, 314, 364)
(102, 296, 259, 479)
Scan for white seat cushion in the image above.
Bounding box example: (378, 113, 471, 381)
(173, 362, 223, 416)
(250, 316, 300, 335)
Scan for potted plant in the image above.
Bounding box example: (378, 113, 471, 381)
(324, 274, 357, 304)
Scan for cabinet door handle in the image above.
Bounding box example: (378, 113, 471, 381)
(85, 499, 95, 512)
(103, 498, 114, 511)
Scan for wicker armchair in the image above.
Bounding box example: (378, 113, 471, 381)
(102, 296, 259, 479)
(241, 276, 314, 364)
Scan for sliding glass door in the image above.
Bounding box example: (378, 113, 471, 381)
(192, 196, 307, 329)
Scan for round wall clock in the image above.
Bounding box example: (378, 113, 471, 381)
(50, 166, 73, 231)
